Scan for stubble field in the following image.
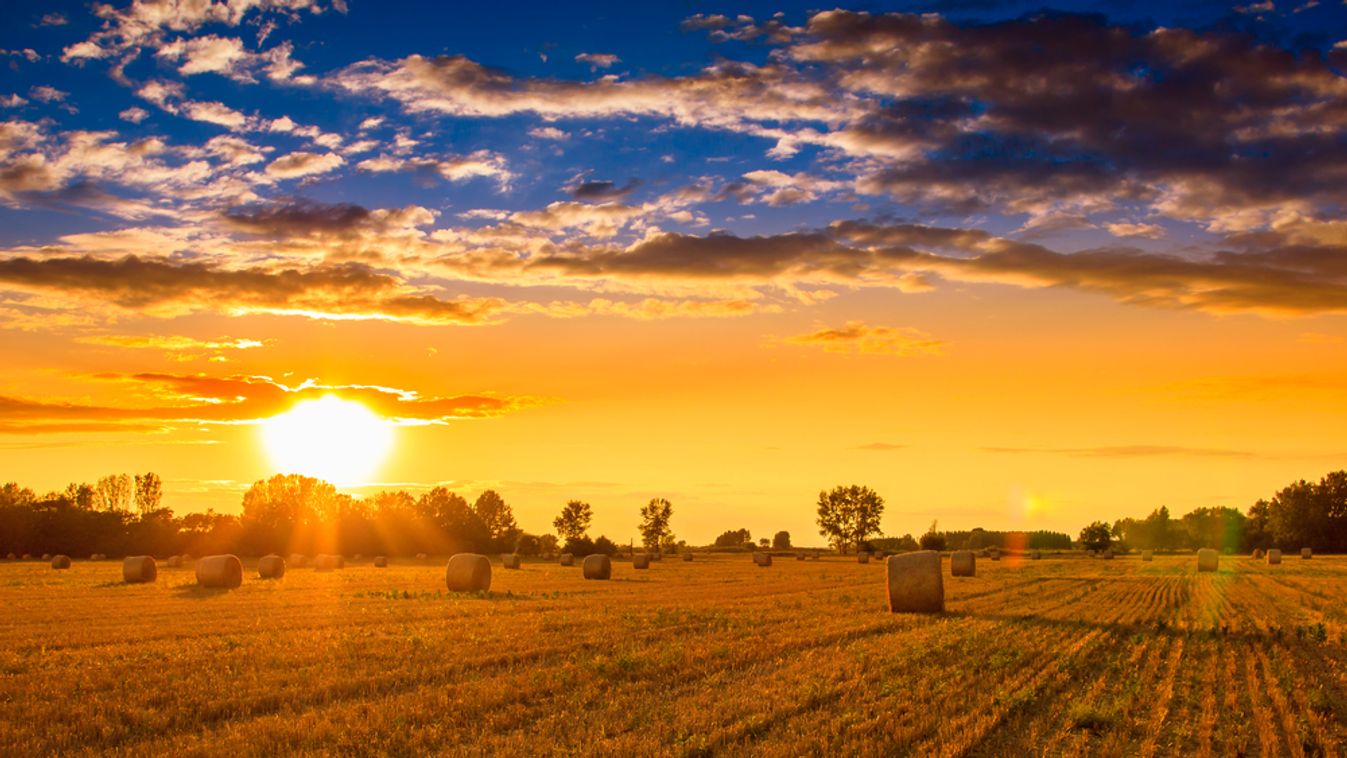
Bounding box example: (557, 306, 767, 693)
(2, 552, 1346, 756)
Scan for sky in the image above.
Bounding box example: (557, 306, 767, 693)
(1, 0, 1346, 546)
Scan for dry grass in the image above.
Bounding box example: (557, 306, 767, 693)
(4, 553, 1347, 754)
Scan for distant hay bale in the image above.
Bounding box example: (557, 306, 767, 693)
(41, 553, 51, 561)
(258, 554, 286, 579)
(289, 554, 307, 568)
(1141, 550, 1154, 562)
(989, 548, 1001, 561)
(502, 553, 522, 569)
(51, 555, 71, 570)
(445, 553, 492, 592)
(651, 552, 662, 562)
(353, 554, 363, 561)
(1253, 548, 1264, 559)
(950, 550, 976, 577)
(181, 554, 192, 562)
(90, 553, 105, 561)
(416, 553, 428, 561)
(633, 554, 650, 569)
(21, 553, 31, 560)
(1030, 550, 1042, 560)
(796, 554, 806, 561)
(314, 554, 344, 571)
(1267, 548, 1282, 565)
(1087, 549, 1096, 557)
(1301, 547, 1313, 559)
(373, 556, 387, 567)
(887, 550, 944, 614)
(682, 553, 693, 562)
(1103, 549, 1114, 560)
(5, 553, 13, 560)
(809, 555, 819, 560)
(122, 555, 156, 583)
(195, 554, 243, 589)
(753, 553, 772, 567)
(167, 555, 182, 568)
(582, 554, 612, 580)
(857, 552, 870, 564)
(559, 553, 574, 566)
(1197, 548, 1218, 572)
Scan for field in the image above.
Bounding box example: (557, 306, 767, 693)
(3, 553, 1347, 756)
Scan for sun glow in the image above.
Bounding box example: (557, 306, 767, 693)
(260, 395, 394, 485)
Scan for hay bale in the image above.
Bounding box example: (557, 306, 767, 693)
(41, 553, 51, 561)
(445, 553, 492, 592)
(1103, 549, 1114, 560)
(559, 553, 574, 566)
(1267, 548, 1282, 565)
(258, 554, 286, 579)
(1030, 550, 1042, 560)
(989, 548, 1001, 561)
(353, 553, 363, 561)
(682, 553, 693, 562)
(416, 552, 428, 561)
(167, 555, 182, 568)
(651, 552, 662, 562)
(1253, 548, 1264, 559)
(1197, 548, 1218, 572)
(21, 553, 31, 560)
(123, 555, 156, 583)
(583, 554, 612, 580)
(51, 555, 71, 570)
(796, 554, 806, 561)
(886, 550, 944, 614)
(1141, 550, 1154, 562)
(373, 556, 387, 567)
(502, 553, 522, 569)
(315, 554, 345, 571)
(753, 553, 772, 567)
(1301, 547, 1313, 559)
(5, 553, 13, 560)
(950, 550, 976, 577)
(633, 554, 650, 569)
(809, 554, 819, 561)
(196, 554, 243, 589)
(857, 552, 870, 564)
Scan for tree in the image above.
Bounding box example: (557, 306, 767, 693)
(420, 488, 490, 552)
(638, 498, 673, 550)
(133, 472, 162, 514)
(920, 520, 947, 551)
(1079, 521, 1112, 552)
(473, 490, 519, 550)
(553, 500, 592, 544)
(95, 474, 132, 512)
(63, 482, 96, 510)
(772, 530, 791, 549)
(816, 485, 885, 552)
(592, 535, 619, 555)
(714, 528, 752, 547)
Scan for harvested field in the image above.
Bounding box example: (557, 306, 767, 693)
(3, 553, 1347, 755)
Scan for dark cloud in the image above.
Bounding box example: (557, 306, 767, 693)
(223, 200, 372, 236)
(569, 179, 640, 202)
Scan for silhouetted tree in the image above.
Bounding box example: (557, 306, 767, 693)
(553, 499, 592, 545)
(772, 530, 791, 549)
(638, 497, 673, 550)
(919, 520, 947, 551)
(1079, 521, 1112, 552)
(133, 472, 162, 514)
(473, 490, 520, 551)
(95, 474, 132, 512)
(816, 484, 884, 553)
(714, 528, 752, 547)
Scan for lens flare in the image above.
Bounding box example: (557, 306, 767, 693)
(260, 395, 394, 485)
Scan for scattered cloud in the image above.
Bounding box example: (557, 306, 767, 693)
(783, 320, 946, 355)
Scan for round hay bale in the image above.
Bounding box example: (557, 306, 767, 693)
(502, 553, 522, 569)
(857, 552, 870, 564)
(1301, 547, 1313, 559)
(1197, 548, 1219, 572)
(5, 553, 13, 561)
(51, 554, 71, 570)
(196, 554, 243, 589)
(21, 553, 31, 560)
(1141, 550, 1154, 562)
(315, 554, 343, 571)
(258, 554, 286, 579)
(1030, 550, 1042, 560)
(633, 554, 650, 569)
(416, 552, 428, 561)
(41, 553, 51, 561)
(683, 553, 693, 562)
(167, 555, 183, 568)
(989, 548, 1001, 561)
(796, 554, 806, 561)
(445, 553, 492, 592)
(1253, 548, 1264, 559)
(651, 552, 662, 562)
(559, 553, 574, 566)
(1103, 549, 1114, 560)
(373, 556, 387, 567)
(123, 555, 156, 583)
(1267, 548, 1282, 565)
(753, 553, 772, 567)
(353, 554, 363, 561)
(288, 553, 306, 568)
(582, 554, 611, 580)
(887, 550, 944, 614)
(950, 550, 976, 577)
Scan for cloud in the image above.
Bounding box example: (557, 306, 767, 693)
(569, 178, 638, 201)
(118, 107, 149, 123)
(0, 372, 535, 433)
(528, 126, 568, 140)
(783, 320, 946, 355)
(265, 150, 344, 178)
(574, 52, 620, 69)
(77, 333, 266, 361)
(355, 150, 513, 188)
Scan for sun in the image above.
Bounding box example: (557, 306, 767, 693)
(260, 395, 394, 486)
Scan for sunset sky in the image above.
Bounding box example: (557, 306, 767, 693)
(2, 0, 1346, 546)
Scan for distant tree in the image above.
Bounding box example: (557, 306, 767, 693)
(816, 485, 885, 552)
(473, 490, 520, 550)
(538, 533, 559, 555)
(891, 534, 920, 552)
(0, 482, 36, 507)
(95, 474, 132, 512)
(638, 497, 673, 550)
(421, 488, 490, 552)
(591, 535, 619, 555)
(714, 528, 752, 547)
(759, 537, 771, 548)
(772, 530, 791, 549)
(133, 472, 162, 514)
(63, 482, 96, 510)
(1181, 506, 1247, 551)
(553, 500, 592, 544)
(919, 520, 945, 551)
(515, 533, 542, 556)
(1079, 521, 1112, 552)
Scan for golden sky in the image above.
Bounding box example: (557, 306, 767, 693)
(2, 1, 1346, 545)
